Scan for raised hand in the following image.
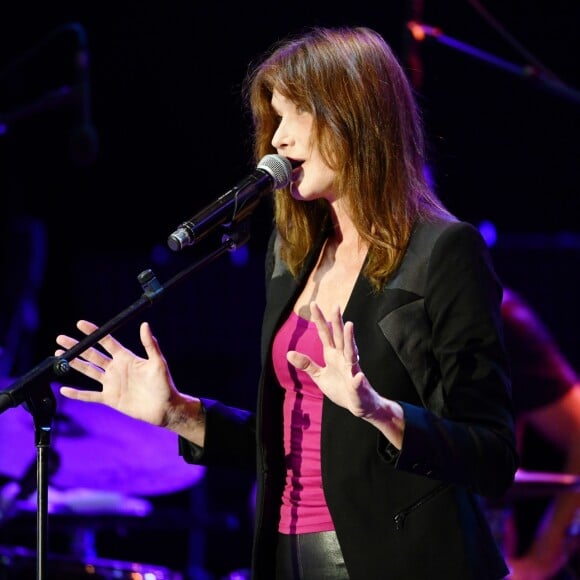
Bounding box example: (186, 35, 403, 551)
(286, 302, 405, 447)
(55, 320, 178, 427)
(285, 302, 368, 415)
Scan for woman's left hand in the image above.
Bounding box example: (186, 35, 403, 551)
(286, 302, 370, 415)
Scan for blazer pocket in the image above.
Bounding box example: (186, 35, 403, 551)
(393, 482, 451, 531)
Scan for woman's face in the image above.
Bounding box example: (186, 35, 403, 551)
(270, 89, 337, 202)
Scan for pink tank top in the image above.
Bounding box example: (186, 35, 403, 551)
(272, 310, 334, 534)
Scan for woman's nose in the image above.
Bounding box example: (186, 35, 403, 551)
(271, 121, 292, 149)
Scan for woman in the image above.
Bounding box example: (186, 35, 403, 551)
(55, 27, 518, 579)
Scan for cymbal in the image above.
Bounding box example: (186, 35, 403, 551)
(16, 487, 153, 517)
(0, 381, 204, 496)
(506, 468, 580, 499)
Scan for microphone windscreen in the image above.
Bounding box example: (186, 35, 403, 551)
(257, 154, 292, 188)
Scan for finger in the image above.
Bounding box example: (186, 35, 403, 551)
(55, 335, 111, 370)
(58, 322, 108, 362)
(328, 304, 345, 351)
(344, 320, 360, 368)
(61, 355, 106, 382)
(76, 320, 99, 335)
(56, 322, 115, 382)
(60, 385, 103, 403)
(309, 302, 335, 348)
(56, 334, 79, 351)
(77, 320, 126, 357)
(139, 322, 164, 362)
(287, 351, 322, 377)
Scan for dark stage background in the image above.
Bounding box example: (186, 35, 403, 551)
(0, 2, 579, 578)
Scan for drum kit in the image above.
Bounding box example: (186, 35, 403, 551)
(509, 468, 580, 501)
(484, 468, 580, 569)
(1, 376, 580, 579)
(0, 378, 205, 579)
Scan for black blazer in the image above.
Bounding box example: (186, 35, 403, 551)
(180, 216, 519, 580)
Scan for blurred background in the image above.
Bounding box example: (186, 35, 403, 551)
(0, 1, 578, 578)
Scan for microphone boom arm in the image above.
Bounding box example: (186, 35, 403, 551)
(407, 21, 580, 105)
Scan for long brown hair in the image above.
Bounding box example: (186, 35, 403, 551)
(244, 26, 451, 290)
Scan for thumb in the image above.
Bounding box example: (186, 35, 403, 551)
(140, 321, 163, 360)
(287, 351, 320, 375)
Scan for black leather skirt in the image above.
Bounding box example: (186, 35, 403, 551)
(275, 531, 350, 579)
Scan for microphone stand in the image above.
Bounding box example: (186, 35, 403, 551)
(407, 21, 580, 105)
(0, 224, 249, 579)
(0, 85, 78, 129)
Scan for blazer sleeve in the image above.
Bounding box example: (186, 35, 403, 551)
(394, 221, 519, 498)
(178, 399, 256, 471)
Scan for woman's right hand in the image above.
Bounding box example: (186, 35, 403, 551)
(55, 320, 180, 428)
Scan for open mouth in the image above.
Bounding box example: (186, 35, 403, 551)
(289, 158, 303, 169)
(291, 165, 303, 183)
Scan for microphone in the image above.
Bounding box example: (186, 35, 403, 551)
(68, 23, 99, 166)
(168, 154, 292, 251)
